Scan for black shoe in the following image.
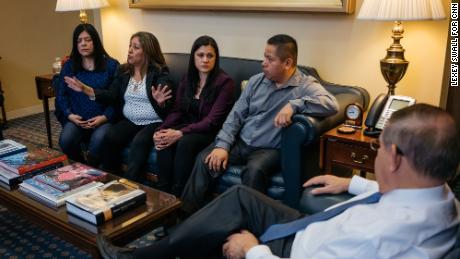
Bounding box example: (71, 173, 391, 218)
(96, 234, 135, 259)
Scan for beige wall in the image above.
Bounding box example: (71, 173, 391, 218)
(0, 0, 93, 118)
(100, 0, 449, 107)
(0, 0, 450, 118)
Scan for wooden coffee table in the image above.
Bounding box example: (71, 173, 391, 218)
(0, 173, 181, 258)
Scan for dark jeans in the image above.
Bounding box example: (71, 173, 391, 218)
(101, 119, 161, 182)
(59, 121, 111, 165)
(181, 139, 280, 214)
(156, 133, 215, 197)
(134, 185, 301, 258)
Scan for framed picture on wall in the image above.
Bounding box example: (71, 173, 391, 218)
(129, 0, 355, 13)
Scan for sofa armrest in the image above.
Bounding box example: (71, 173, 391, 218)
(280, 92, 365, 208)
(298, 186, 354, 214)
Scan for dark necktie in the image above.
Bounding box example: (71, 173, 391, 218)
(259, 192, 382, 243)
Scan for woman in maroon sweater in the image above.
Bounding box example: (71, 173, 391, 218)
(153, 36, 235, 196)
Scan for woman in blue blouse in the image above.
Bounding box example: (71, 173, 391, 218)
(56, 23, 118, 166)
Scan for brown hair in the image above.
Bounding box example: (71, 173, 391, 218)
(121, 31, 166, 77)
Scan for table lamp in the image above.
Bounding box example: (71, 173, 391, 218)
(357, 0, 446, 95)
(55, 0, 109, 24)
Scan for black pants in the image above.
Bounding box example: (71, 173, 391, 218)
(101, 119, 161, 182)
(133, 185, 301, 258)
(181, 139, 280, 214)
(156, 133, 215, 196)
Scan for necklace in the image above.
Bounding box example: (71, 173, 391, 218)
(130, 77, 143, 92)
(82, 59, 95, 71)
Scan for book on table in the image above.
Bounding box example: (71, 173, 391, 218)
(34, 162, 108, 192)
(66, 180, 147, 225)
(0, 147, 67, 175)
(0, 163, 63, 189)
(0, 139, 27, 158)
(18, 163, 108, 207)
(19, 179, 104, 208)
(67, 214, 100, 234)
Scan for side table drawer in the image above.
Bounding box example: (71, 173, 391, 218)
(39, 83, 55, 97)
(35, 75, 55, 99)
(327, 141, 376, 172)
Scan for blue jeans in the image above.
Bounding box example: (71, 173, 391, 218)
(59, 121, 111, 164)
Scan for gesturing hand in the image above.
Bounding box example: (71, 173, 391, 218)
(151, 84, 172, 107)
(274, 103, 294, 128)
(222, 230, 259, 259)
(64, 76, 85, 92)
(303, 175, 352, 195)
(64, 76, 95, 98)
(204, 148, 229, 173)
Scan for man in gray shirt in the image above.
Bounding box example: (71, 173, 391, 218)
(181, 34, 339, 214)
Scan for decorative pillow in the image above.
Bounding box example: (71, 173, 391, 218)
(241, 80, 248, 90)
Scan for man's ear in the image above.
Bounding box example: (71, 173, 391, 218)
(389, 144, 402, 173)
(284, 57, 294, 69)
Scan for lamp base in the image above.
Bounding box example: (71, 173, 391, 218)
(380, 21, 409, 95)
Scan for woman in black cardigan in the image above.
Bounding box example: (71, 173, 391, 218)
(65, 31, 173, 183)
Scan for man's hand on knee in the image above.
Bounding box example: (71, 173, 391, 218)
(222, 230, 259, 259)
(303, 175, 351, 195)
(204, 148, 229, 172)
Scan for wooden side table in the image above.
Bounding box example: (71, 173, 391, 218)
(320, 126, 377, 176)
(35, 74, 55, 148)
(0, 56, 7, 128)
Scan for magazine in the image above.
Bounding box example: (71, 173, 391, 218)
(34, 163, 107, 192)
(19, 179, 103, 207)
(0, 163, 63, 188)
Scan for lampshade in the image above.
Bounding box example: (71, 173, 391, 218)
(55, 0, 109, 12)
(357, 0, 446, 21)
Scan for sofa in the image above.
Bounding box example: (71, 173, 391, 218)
(123, 53, 370, 208)
(299, 176, 460, 258)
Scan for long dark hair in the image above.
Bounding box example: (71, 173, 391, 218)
(120, 31, 167, 77)
(70, 23, 110, 73)
(183, 35, 221, 110)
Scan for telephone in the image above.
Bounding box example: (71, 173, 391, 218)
(364, 94, 416, 137)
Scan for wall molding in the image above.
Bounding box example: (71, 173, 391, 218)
(6, 103, 55, 120)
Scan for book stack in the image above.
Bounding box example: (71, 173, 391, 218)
(66, 180, 146, 225)
(0, 139, 27, 158)
(0, 144, 67, 189)
(19, 163, 108, 208)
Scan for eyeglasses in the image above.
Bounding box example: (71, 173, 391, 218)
(369, 138, 404, 155)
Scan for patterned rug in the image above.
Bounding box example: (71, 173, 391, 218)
(3, 113, 62, 149)
(0, 206, 91, 258)
(0, 113, 167, 258)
